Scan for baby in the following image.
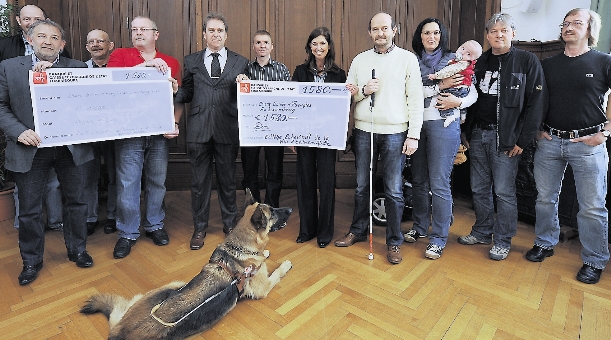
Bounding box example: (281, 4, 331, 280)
(428, 40, 483, 126)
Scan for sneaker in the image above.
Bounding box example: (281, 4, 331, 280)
(425, 243, 443, 260)
(457, 234, 491, 245)
(403, 229, 427, 243)
(489, 245, 510, 261)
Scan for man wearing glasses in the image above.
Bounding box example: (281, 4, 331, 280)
(83, 29, 117, 236)
(458, 13, 545, 261)
(107, 17, 183, 259)
(527, 8, 611, 284)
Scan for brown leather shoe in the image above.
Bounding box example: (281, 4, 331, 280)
(334, 232, 367, 247)
(190, 231, 206, 250)
(387, 245, 402, 264)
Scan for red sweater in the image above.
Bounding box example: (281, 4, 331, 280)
(107, 47, 181, 85)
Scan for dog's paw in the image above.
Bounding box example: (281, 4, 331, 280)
(263, 250, 270, 258)
(279, 260, 292, 274)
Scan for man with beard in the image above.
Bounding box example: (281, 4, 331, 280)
(107, 17, 183, 258)
(335, 12, 423, 264)
(0, 19, 94, 285)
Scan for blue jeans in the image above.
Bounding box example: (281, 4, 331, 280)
(468, 128, 520, 249)
(349, 128, 406, 246)
(14, 146, 88, 266)
(115, 136, 169, 239)
(534, 136, 609, 269)
(83, 141, 117, 222)
(411, 119, 460, 247)
(13, 169, 63, 229)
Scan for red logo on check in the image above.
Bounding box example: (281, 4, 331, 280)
(240, 82, 250, 93)
(33, 72, 48, 84)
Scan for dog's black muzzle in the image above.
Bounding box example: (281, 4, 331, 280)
(270, 207, 292, 232)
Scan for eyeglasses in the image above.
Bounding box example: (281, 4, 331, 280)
(559, 20, 585, 29)
(131, 28, 157, 33)
(422, 30, 441, 36)
(86, 39, 108, 45)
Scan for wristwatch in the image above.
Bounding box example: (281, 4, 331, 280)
(602, 129, 610, 138)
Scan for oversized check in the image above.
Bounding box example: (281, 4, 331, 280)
(30, 67, 174, 147)
(237, 81, 350, 149)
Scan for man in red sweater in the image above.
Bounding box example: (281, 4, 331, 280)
(107, 16, 183, 259)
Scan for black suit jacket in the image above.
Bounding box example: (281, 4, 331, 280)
(0, 55, 92, 172)
(0, 34, 70, 62)
(174, 48, 249, 144)
(291, 63, 347, 84)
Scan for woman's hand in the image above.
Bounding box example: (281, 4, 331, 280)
(435, 93, 461, 111)
(439, 74, 464, 90)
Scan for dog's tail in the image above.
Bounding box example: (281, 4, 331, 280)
(81, 293, 140, 328)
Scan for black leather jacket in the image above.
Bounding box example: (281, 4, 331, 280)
(464, 46, 547, 151)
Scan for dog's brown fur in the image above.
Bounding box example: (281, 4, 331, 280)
(81, 190, 292, 340)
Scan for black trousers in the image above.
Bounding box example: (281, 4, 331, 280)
(15, 146, 88, 266)
(188, 140, 239, 233)
(295, 146, 336, 243)
(240, 146, 284, 208)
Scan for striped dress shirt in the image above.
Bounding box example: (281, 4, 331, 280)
(245, 58, 290, 81)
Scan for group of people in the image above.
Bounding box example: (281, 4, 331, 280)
(0, 5, 608, 287)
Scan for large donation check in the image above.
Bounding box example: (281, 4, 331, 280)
(30, 67, 174, 147)
(237, 80, 350, 150)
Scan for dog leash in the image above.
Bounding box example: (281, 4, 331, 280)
(149, 261, 260, 327)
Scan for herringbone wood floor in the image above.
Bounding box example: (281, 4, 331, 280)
(0, 189, 610, 339)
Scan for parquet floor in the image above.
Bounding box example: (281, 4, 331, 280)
(0, 189, 610, 339)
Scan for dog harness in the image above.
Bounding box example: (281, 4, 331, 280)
(149, 261, 260, 327)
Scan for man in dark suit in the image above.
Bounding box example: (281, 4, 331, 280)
(0, 4, 67, 233)
(0, 19, 94, 285)
(174, 12, 249, 250)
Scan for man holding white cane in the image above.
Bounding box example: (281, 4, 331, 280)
(336, 12, 423, 264)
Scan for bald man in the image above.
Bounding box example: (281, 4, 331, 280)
(85, 29, 114, 68)
(83, 29, 117, 235)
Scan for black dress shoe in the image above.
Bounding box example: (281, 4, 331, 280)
(113, 238, 137, 259)
(576, 264, 603, 284)
(318, 241, 330, 248)
(18, 262, 43, 285)
(296, 236, 313, 243)
(525, 245, 554, 262)
(104, 219, 117, 234)
(68, 251, 94, 268)
(146, 228, 169, 246)
(86, 221, 99, 236)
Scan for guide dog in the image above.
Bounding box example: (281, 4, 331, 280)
(81, 190, 292, 340)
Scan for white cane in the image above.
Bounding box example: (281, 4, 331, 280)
(368, 69, 376, 260)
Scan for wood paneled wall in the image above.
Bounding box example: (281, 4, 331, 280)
(15, 0, 500, 190)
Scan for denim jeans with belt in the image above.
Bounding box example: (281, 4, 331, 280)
(349, 128, 406, 246)
(468, 127, 520, 249)
(534, 136, 609, 269)
(411, 119, 460, 247)
(115, 135, 168, 240)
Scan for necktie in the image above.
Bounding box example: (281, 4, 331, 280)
(211, 53, 221, 78)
